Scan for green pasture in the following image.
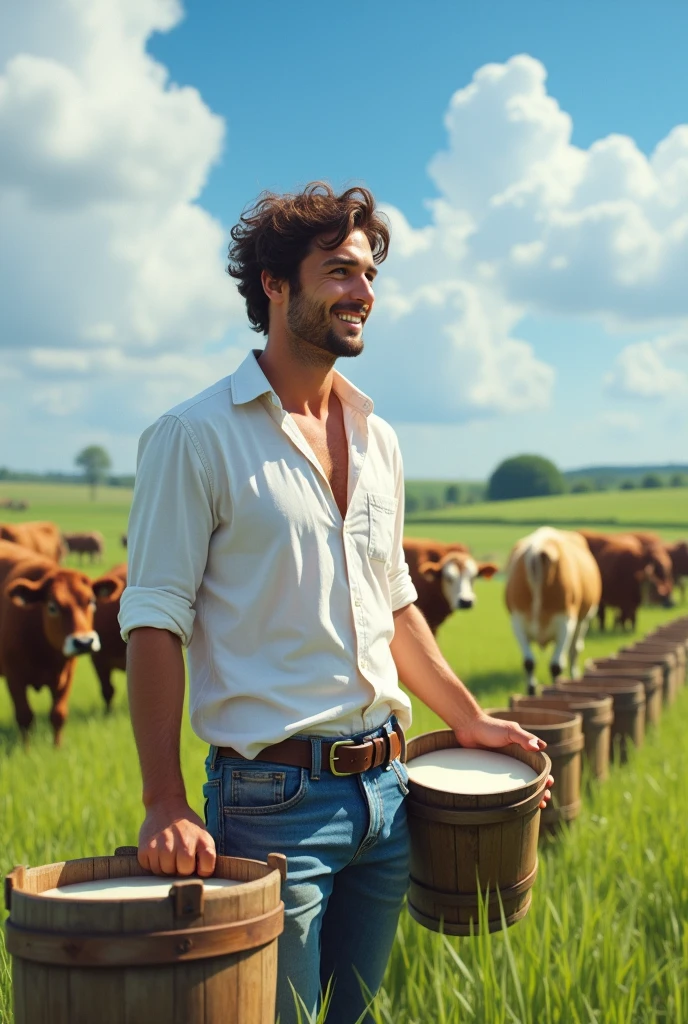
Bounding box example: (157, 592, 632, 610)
(408, 486, 688, 532)
(1, 483, 687, 1021)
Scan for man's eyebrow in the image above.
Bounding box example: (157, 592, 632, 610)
(321, 255, 378, 276)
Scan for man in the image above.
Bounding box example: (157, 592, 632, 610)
(120, 182, 551, 1024)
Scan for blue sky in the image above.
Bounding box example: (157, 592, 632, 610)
(2, 0, 687, 478)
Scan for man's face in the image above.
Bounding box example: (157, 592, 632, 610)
(286, 229, 377, 360)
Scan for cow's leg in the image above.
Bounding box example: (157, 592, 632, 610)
(50, 661, 76, 747)
(7, 678, 34, 743)
(550, 613, 577, 683)
(568, 607, 596, 679)
(510, 613, 538, 695)
(597, 603, 606, 632)
(92, 655, 115, 712)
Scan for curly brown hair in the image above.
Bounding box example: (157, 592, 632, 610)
(227, 182, 390, 335)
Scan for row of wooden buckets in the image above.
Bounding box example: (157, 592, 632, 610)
(406, 615, 688, 939)
(4, 616, 687, 1023)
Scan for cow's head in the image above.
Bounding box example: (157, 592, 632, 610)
(640, 547, 675, 607)
(419, 553, 498, 610)
(8, 569, 117, 656)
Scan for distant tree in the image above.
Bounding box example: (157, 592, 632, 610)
(571, 480, 592, 494)
(444, 484, 461, 505)
(423, 494, 440, 511)
(641, 473, 663, 489)
(75, 445, 112, 500)
(487, 455, 565, 502)
(405, 493, 420, 516)
(670, 473, 687, 487)
(619, 480, 636, 490)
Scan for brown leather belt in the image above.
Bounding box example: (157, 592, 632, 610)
(217, 722, 405, 776)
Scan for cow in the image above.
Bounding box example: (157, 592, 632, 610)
(90, 564, 127, 711)
(0, 520, 65, 562)
(64, 530, 105, 564)
(403, 537, 498, 634)
(667, 541, 688, 602)
(579, 530, 673, 629)
(0, 541, 118, 745)
(505, 527, 602, 695)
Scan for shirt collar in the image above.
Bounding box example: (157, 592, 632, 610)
(231, 349, 374, 417)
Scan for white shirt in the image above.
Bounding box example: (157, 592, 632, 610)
(119, 350, 417, 758)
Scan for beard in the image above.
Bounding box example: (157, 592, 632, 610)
(286, 287, 364, 361)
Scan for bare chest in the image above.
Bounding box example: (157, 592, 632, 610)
(290, 411, 349, 519)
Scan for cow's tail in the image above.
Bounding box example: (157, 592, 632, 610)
(524, 539, 559, 626)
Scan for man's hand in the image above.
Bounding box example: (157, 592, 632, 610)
(454, 711, 554, 810)
(138, 798, 217, 876)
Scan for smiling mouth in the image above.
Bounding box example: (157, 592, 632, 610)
(333, 311, 365, 326)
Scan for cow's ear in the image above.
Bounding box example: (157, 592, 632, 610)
(477, 562, 499, 579)
(92, 576, 124, 602)
(8, 575, 51, 606)
(418, 560, 441, 581)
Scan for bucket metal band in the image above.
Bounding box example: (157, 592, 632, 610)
(544, 734, 585, 758)
(408, 860, 538, 909)
(407, 785, 546, 826)
(5, 902, 284, 968)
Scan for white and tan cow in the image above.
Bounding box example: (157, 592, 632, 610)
(505, 527, 602, 694)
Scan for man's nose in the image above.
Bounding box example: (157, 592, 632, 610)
(350, 274, 375, 306)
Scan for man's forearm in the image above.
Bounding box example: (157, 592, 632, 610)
(390, 603, 482, 732)
(127, 627, 187, 808)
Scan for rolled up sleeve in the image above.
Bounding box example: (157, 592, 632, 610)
(386, 439, 418, 613)
(119, 414, 215, 646)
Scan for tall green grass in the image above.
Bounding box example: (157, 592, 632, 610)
(1, 483, 687, 1021)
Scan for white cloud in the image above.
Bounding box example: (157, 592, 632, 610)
(605, 337, 688, 398)
(0, 0, 241, 364)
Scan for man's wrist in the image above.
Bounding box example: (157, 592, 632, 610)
(142, 787, 188, 811)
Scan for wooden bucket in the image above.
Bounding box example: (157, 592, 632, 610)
(486, 708, 583, 830)
(405, 730, 550, 935)
(617, 648, 679, 703)
(631, 639, 687, 688)
(549, 680, 646, 762)
(510, 693, 613, 782)
(583, 660, 664, 725)
(4, 849, 286, 1024)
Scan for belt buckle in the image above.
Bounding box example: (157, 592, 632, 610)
(329, 739, 355, 776)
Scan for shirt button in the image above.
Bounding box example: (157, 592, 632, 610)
(354, 598, 362, 607)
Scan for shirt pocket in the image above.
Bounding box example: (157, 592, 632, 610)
(367, 492, 399, 563)
(223, 762, 309, 816)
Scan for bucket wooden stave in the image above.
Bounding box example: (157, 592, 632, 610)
(405, 730, 550, 936)
(509, 693, 612, 782)
(548, 679, 646, 762)
(487, 708, 583, 830)
(616, 649, 678, 704)
(630, 639, 686, 689)
(4, 850, 285, 1024)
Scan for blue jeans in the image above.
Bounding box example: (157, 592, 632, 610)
(203, 719, 410, 1024)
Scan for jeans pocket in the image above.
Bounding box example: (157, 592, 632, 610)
(391, 758, 409, 796)
(223, 762, 309, 816)
(202, 778, 224, 854)
(367, 492, 399, 563)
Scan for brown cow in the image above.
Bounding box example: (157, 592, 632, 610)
(667, 541, 688, 602)
(64, 531, 105, 564)
(0, 520, 65, 562)
(579, 529, 673, 628)
(0, 541, 118, 744)
(505, 527, 602, 694)
(403, 537, 497, 633)
(90, 564, 127, 711)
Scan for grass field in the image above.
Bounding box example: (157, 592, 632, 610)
(1, 484, 687, 1022)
